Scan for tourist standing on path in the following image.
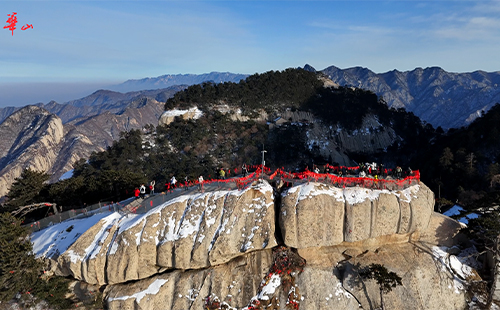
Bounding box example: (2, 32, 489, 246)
(150, 180, 155, 195)
(170, 176, 177, 192)
(198, 175, 204, 192)
(139, 184, 146, 199)
(134, 187, 140, 199)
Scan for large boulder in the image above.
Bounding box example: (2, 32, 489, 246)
(57, 181, 277, 285)
(32, 179, 478, 310)
(296, 243, 471, 310)
(280, 182, 434, 248)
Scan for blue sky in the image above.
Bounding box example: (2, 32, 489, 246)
(1, 0, 500, 106)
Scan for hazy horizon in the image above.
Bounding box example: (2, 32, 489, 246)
(0, 82, 116, 107)
(2, 63, 500, 108)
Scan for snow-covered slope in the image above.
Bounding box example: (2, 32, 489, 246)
(35, 181, 276, 285)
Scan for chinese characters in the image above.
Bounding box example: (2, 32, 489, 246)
(4, 12, 33, 35)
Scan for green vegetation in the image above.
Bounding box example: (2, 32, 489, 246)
(0, 212, 73, 308)
(359, 263, 402, 310)
(165, 69, 323, 114)
(359, 263, 403, 294)
(3, 169, 50, 213)
(417, 104, 500, 211)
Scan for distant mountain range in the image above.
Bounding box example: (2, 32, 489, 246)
(0, 86, 186, 125)
(109, 72, 249, 93)
(3, 66, 499, 129)
(312, 65, 500, 129)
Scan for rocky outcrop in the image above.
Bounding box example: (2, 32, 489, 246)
(99, 182, 475, 310)
(56, 182, 276, 285)
(300, 114, 399, 166)
(159, 105, 268, 125)
(0, 106, 64, 197)
(103, 243, 472, 310)
(32, 180, 478, 309)
(158, 107, 204, 125)
(280, 182, 434, 248)
(295, 242, 472, 310)
(105, 249, 273, 310)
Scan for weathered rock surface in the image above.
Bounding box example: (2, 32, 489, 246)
(159, 105, 269, 125)
(295, 242, 470, 310)
(0, 106, 64, 197)
(33, 180, 477, 309)
(105, 249, 273, 310)
(302, 114, 400, 166)
(280, 182, 434, 248)
(159, 107, 204, 125)
(56, 182, 277, 285)
(103, 238, 473, 310)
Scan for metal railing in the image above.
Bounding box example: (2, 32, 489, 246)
(27, 167, 420, 232)
(26, 199, 131, 233)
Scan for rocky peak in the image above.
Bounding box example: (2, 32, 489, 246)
(0, 106, 64, 197)
(0, 96, 167, 198)
(302, 64, 317, 72)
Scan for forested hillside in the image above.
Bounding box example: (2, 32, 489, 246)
(417, 103, 500, 209)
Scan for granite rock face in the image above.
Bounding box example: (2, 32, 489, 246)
(280, 182, 434, 248)
(103, 232, 471, 310)
(56, 182, 277, 285)
(104, 249, 273, 310)
(301, 114, 400, 166)
(34, 180, 475, 310)
(294, 243, 470, 310)
(0, 106, 64, 197)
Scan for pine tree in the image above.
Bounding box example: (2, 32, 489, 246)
(0, 212, 41, 302)
(359, 263, 402, 310)
(2, 169, 50, 213)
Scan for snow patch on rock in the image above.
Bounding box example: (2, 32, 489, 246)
(108, 278, 169, 303)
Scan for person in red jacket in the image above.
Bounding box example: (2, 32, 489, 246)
(134, 187, 140, 199)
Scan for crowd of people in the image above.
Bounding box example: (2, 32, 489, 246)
(132, 162, 415, 200)
(312, 162, 413, 180)
(134, 180, 157, 199)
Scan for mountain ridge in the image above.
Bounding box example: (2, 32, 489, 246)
(2, 65, 499, 130)
(316, 64, 500, 128)
(109, 71, 249, 93)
